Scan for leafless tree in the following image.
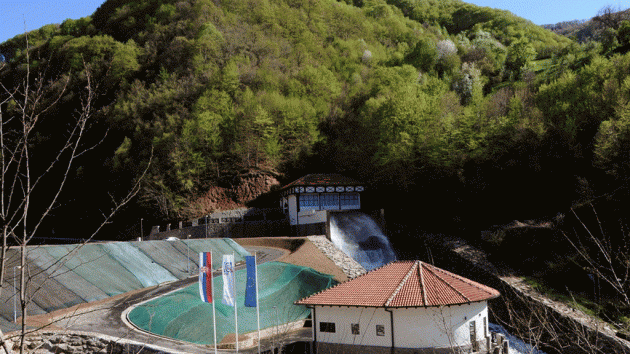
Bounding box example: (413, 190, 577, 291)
(270, 304, 311, 354)
(563, 205, 630, 309)
(592, 5, 630, 31)
(496, 278, 630, 354)
(0, 33, 147, 353)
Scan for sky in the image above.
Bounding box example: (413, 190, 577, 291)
(467, 0, 630, 25)
(1, 0, 630, 44)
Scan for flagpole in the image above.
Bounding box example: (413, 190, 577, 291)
(234, 252, 239, 353)
(211, 251, 218, 354)
(255, 252, 261, 354)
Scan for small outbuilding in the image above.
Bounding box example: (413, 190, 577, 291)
(280, 174, 365, 235)
(295, 260, 502, 354)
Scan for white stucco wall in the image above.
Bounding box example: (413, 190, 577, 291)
(297, 209, 327, 225)
(288, 195, 297, 225)
(392, 301, 488, 349)
(315, 306, 392, 347)
(314, 302, 488, 350)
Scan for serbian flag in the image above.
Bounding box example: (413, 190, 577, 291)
(245, 255, 257, 307)
(222, 254, 236, 307)
(199, 252, 213, 303)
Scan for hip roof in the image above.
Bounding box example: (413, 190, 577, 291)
(295, 260, 500, 308)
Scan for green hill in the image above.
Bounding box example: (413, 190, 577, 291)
(0, 0, 625, 238)
(6, 0, 630, 345)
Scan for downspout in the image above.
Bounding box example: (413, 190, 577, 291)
(385, 307, 394, 354)
(309, 305, 316, 354)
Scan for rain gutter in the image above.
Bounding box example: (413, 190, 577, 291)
(384, 307, 394, 353)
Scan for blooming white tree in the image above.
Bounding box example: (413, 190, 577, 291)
(436, 40, 457, 59)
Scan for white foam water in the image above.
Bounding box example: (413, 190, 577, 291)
(489, 323, 547, 354)
(329, 212, 397, 271)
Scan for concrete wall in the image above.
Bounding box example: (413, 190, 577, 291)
(147, 220, 292, 240)
(296, 209, 327, 225)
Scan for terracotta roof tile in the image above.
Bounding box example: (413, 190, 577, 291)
(295, 261, 500, 308)
(295, 261, 413, 307)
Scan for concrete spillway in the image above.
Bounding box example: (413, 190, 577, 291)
(0, 238, 249, 331)
(329, 212, 396, 271)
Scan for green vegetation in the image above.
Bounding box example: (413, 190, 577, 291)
(521, 276, 601, 318)
(6, 0, 630, 343)
(1, 0, 630, 248)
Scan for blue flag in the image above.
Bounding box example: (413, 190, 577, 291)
(245, 255, 257, 307)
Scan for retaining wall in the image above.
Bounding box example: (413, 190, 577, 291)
(6, 331, 189, 354)
(421, 233, 630, 354)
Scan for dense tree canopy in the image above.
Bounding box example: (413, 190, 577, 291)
(0, 0, 628, 235)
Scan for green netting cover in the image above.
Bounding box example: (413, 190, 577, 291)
(103, 242, 178, 287)
(0, 239, 252, 326)
(128, 261, 336, 345)
(42, 244, 144, 297)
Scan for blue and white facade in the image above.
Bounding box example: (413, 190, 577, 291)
(280, 174, 365, 226)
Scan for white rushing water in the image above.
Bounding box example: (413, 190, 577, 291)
(489, 323, 547, 354)
(329, 212, 397, 271)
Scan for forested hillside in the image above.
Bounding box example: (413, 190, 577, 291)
(0, 0, 628, 238)
(6, 0, 630, 345)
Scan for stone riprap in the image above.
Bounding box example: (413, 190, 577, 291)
(307, 235, 366, 279)
(6, 331, 188, 354)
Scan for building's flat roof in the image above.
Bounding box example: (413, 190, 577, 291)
(295, 260, 500, 308)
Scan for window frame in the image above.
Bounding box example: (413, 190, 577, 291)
(299, 193, 319, 211)
(319, 321, 336, 333)
(320, 193, 340, 210)
(376, 324, 385, 336)
(340, 192, 360, 210)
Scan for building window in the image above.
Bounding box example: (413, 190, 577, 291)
(299, 194, 319, 210)
(320, 322, 336, 333)
(351, 323, 360, 335)
(376, 325, 385, 336)
(340, 193, 360, 210)
(320, 193, 339, 210)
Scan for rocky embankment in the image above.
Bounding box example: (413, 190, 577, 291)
(183, 170, 281, 218)
(5, 331, 187, 354)
(422, 233, 630, 354)
(307, 236, 366, 279)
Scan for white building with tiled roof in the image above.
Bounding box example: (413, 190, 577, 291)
(295, 260, 502, 354)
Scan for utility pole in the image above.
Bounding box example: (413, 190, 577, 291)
(187, 234, 191, 274)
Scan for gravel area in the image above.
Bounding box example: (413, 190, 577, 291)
(236, 236, 367, 281)
(306, 236, 366, 280)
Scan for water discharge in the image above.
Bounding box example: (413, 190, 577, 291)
(329, 215, 547, 353)
(329, 212, 396, 271)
